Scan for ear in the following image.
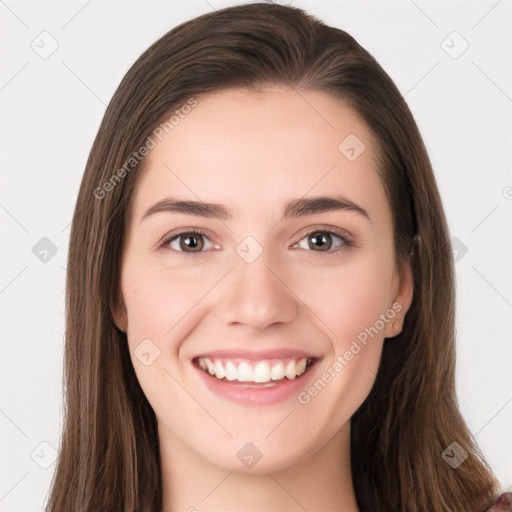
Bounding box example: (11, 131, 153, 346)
(111, 294, 128, 333)
(384, 261, 414, 338)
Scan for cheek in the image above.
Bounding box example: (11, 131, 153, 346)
(119, 262, 210, 423)
(121, 260, 209, 344)
(290, 252, 394, 417)
(291, 251, 395, 348)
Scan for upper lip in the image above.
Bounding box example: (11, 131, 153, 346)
(193, 348, 322, 360)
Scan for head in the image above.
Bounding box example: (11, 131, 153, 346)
(47, 3, 497, 512)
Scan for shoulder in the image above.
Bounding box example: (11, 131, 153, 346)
(487, 491, 512, 511)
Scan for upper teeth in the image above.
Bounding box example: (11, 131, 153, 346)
(198, 357, 310, 383)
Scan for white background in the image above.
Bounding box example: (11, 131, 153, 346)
(1, 0, 511, 510)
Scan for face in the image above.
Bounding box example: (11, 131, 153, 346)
(113, 88, 413, 473)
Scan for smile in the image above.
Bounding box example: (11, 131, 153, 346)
(197, 356, 314, 385)
(192, 352, 320, 404)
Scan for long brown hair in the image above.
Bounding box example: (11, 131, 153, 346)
(46, 3, 499, 511)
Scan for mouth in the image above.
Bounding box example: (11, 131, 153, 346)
(192, 353, 320, 404)
(194, 356, 316, 386)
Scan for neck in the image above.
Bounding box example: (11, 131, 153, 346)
(160, 423, 359, 512)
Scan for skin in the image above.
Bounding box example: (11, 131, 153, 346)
(113, 88, 413, 512)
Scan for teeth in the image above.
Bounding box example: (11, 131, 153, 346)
(237, 361, 253, 382)
(214, 360, 225, 379)
(197, 357, 312, 383)
(271, 362, 285, 380)
(205, 358, 215, 375)
(225, 361, 237, 381)
(253, 361, 271, 383)
(285, 360, 296, 380)
(295, 357, 307, 376)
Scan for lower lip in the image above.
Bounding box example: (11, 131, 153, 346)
(194, 362, 319, 405)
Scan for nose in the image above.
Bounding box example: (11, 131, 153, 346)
(217, 247, 299, 331)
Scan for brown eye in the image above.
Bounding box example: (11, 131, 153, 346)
(294, 229, 353, 255)
(308, 232, 333, 252)
(176, 233, 204, 252)
(159, 230, 217, 256)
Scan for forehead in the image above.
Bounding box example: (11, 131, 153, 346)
(130, 88, 386, 221)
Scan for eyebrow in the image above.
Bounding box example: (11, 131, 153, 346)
(140, 195, 370, 223)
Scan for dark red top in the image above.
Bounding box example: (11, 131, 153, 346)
(488, 492, 512, 511)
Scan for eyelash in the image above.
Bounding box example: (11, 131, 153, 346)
(157, 226, 354, 259)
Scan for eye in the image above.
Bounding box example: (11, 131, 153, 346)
(158, 229, 219, 257)
(158, 227, 354, 258)
(292, 228, 353, 255)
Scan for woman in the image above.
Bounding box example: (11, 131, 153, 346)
(46, 3, 509, 511)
